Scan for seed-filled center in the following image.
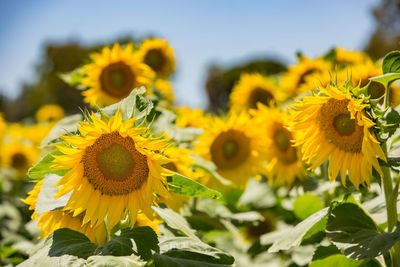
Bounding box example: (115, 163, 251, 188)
(144, 49, 166, 74)
(100, 61, 135, 98)
(223, 140, 238, 158)
(333, 114, 356, 136)
(210, 129, 250, 170)
(319, 98, 364, 153)
(11, 153, 27, 169)
(83, 132, 149, 195)
(274, 129, 290, 152)
(97, 143, 134, 180)
(248, 88, 274, 109)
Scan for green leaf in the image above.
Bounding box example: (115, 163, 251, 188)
(0, 246, 17, 260)
(370, 73, 400, 91)
(28, 150, 69, 179)
(167, 174, 221, 199)
(152, 206, 200, 241)
(159, 237, 234, 264)
(59, 68, 85, 87)
(96, 226, 159, 260)
(49, 228, 97, 259)
(310, 254, 363, 267)
(293, 194, 324, 220)
(100, 87, 154, 122)
(326, 202, 400, 259)
(86, 255, 146, 267)
(35, 174, 70, 216)
(191, 157, 232, 186)
(150, 254, 232, 267)
(383, 51, 400, 74)
(268, 207, 329, 252)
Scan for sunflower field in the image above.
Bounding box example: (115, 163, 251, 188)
(1, 38, 400, 267)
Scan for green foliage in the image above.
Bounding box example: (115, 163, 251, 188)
(167, 174, 221, 199)
(35, 174, 70, 216)
(49, 229, 97, 259)
(159, 237, 234, 264)
(326, 202, 400, 259)
(152, 206, 199, 240)
(28, 149, 69, 179)
(268, 208, 329, 252)
(382, 51, 400, 74)
(293, 194, 324, 220)
(100, 87, 154, 122)
(96, 227, 159, 260)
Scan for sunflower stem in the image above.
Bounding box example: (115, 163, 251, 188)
(381, 143, 400, 266)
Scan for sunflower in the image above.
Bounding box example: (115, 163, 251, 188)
(194, 113, 266, 188)
(230, 73, 284, 111)
(159, 146, 203, 211)
(21, 180, 44, 220)
(2, 142, 39, 175)
(154, 79, 174, 103)
(52, 109, 172, 230)
(135, 213, 162, 235)
(333, 47, 369, 67)
(291, 85, 386, 188)
(251, 106, 305, 187)
(175, 107, 208, 128)
(81, 43, 154, 106)
(36, 104, 65, 123)
(38, 210, 107, 245)
(136, 38, 175, 79)
(282, 57, 331, 97)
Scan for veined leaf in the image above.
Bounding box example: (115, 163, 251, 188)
(383, 51, 400, 74)
(167, 174, 221, 199)
(326, 202, 400, 259)
(28, 150, 69, 179)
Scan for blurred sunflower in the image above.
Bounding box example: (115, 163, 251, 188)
(52, 109, 172, 229)
(342, 60, 381, 88)
(159, 146, 202, 211)
(154, 79, 174, 103)
(230, 73, 283, 111)
(291, 85, 385, 188)
(36, 104, 65, 123)
(2, 142, 39, 175)
(175, 107, 208, 128)
(333, 47, 369, 67)
(282, 57, 331, 97)
(243, 211, 276, 242)
(194, 113, 266, 188)
(136, 38, 175, 79)
(81, 43, 154, 106)
(251, 106, 305, 187)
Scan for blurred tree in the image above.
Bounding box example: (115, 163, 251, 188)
(365, 0, 400, 60)
(205, 59, 286, 112)
(3, 36, 139, 122)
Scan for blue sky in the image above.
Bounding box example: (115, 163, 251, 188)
(0, 0, 379, 108)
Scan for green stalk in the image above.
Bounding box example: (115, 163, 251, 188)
(381, 143, 400, 266)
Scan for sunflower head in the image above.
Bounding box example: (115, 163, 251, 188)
(291, 84, 385, 188)
(136, 38, 175, 79)
(174, 107, 208, 128)
(2, 143, 39, 175)
(251, 106, 305, 187)
(282, 57, 332, 97)
(230, 73, 284, 111)
(332, 47, 369, 67)
(194, 113, 266, 188)
(36, 104, 65, 123)
(52, 108, 172, 229)
(81, 43, 154, 106)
